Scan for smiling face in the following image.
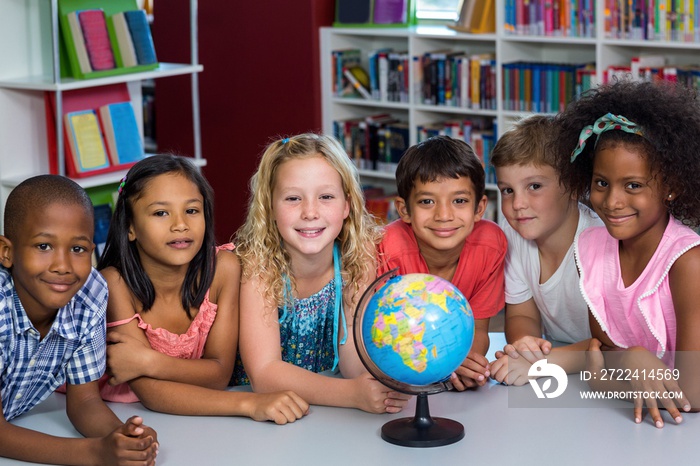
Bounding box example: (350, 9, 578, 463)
(6, 202, 94, 321)
(272, 155, 350, 262)
(496, 163, 577, 245)
(396, 175, 486, 261)
(127, 173, 206, 271)
(589, 144, 669, 245)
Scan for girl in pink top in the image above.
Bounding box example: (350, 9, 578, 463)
(555, 81, 700, 428)
(97, 155, 308, 424)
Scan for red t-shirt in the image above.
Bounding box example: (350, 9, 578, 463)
(377, 219, 506, 320)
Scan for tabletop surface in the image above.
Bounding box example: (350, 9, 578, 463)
(3, 333, 695, 465)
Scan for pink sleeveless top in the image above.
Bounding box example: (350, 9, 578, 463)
(575, 219, 700, 367)
(100, 244, 233, 402)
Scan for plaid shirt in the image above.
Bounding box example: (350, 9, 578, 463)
(0, 267, 108, 421)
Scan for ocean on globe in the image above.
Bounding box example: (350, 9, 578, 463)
(357, 273, 474, 391)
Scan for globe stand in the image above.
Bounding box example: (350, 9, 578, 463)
(381, 393, 464, 447)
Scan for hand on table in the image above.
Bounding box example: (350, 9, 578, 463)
(451, 351, 490, 390)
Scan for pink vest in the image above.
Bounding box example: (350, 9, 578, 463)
(575, 218, 700, 367)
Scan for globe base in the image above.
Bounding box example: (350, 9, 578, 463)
(380, 393, 464, 448)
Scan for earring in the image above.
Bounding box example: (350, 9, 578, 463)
(668, 194, 673, 199)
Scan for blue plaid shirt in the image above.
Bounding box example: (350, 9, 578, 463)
(0, 267, 108, 421)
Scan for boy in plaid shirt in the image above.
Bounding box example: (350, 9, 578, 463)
(0, 175, 158, 465)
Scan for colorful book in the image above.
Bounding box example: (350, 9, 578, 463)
(76, 9, 115, 71)
(373, 0, 408, 24)
(110, 12, 138, 67)
(64, 109, 110, 173)
(98, 102, 145, 166)
(123, 9, 157, 65)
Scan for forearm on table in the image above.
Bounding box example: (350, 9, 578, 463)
(250, 361, 359, 409)
(144, 350, 232, 389)
(66, 388, 122, 438)
(129, 377, 257, 416)
(0, 422, 100, 466)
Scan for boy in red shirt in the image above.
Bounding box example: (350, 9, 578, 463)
(378, 136, 506, 389)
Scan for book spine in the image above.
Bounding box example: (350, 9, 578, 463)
(67, 11, 93, 75)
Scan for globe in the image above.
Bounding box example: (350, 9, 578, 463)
(354, 269, 475, 447)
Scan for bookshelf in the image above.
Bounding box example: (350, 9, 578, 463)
(320, 1, 700, 223)
(0, 0, 204, 230)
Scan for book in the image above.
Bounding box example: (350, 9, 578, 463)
(65, 10, 92, 75)
(335, 0, 372, 25)
(469, 0, 496, 33)
(110, 12, 138, 67)
(64, 110, 110, 174)
(93, 203, 112, 260)
(98, 102, 145, 166)
(373, 0, 408, 24)
(123, 9, 157, 65)
(75, 9, 115, 71)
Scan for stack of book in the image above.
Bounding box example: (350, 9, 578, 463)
(501, 61, 590, 114)
(604, 55, 700, 88)
(415, 50, 497, 110)
(604, 0, 699, 42)
(503, 0, 596, 38)
(333, 115, 409, 173)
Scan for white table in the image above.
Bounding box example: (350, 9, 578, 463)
(4, 334, 695, 465)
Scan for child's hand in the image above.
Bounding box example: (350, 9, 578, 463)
(500, 336, 552, 364)
(353, 372, 411, 414)
(601, 342, 691, 428)
(451, 351, 490, 390)
(97, 416, 158, 466)
(489, 353, 531, 386)
(250, 391, 310, 425)
(106, 332, 153, 385)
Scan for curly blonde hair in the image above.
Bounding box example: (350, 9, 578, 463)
(234, 133, 383, 312)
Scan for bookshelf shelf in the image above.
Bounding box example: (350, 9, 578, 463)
(0, 63, 203, 91)
(0, 157, 207, 190)
(0, 0, 203, 229)
(330, 97, 411, 109)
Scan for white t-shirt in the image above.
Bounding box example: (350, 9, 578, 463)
(501, 203, 602, 344)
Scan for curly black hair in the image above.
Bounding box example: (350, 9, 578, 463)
(553, 80, 700, 227)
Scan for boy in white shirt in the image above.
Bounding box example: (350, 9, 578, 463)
(489, 116, 602, 384)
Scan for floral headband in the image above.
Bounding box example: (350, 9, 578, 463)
(570, 113, 645, 162)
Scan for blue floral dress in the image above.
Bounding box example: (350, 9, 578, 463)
(231, 279, 337, 386)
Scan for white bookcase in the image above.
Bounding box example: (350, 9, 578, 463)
(0, 0, 204, 231)
(320, 0, 700, 222)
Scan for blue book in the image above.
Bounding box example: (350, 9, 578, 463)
(123, 10, 157, 65)
(98, 102, 145, 165)
(93, 203, 112, 259)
